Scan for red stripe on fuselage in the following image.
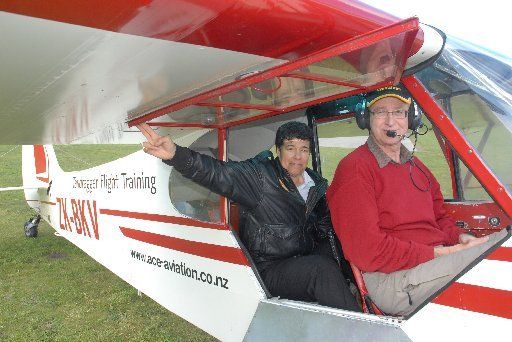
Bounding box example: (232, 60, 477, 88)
(41, 201, 56, 206)
(120, 227, 249, 266)
(433, 282, 512, 319)
(34, 145, 47, 175)
(486, 247, 512, 262)
(100, 209, 228, 230)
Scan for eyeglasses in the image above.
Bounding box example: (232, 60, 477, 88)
(370, 109, 408, 119)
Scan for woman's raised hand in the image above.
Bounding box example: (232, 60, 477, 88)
(137, 123, 176, 160)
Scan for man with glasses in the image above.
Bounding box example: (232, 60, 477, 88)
(326, 85, 506, 316)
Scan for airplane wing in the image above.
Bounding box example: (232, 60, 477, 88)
(0, 0, 441, 145)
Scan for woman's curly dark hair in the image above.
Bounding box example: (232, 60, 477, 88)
(275, 121, 313, 148)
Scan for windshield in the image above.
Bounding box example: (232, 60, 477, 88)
(416, 36, 512, 200)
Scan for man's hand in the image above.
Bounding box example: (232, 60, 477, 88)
(137, 123, 176, 160)
(459, 233, 489, 250)
(434, 244, 461, 257)
(459, 233, 477, 244)
(434, 234, 489, 257)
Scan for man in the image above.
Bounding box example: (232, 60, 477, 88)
(138, 121, 359, 311)
(327, 85, 507, 316)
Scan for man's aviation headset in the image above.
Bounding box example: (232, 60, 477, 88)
(354, 88, 423, 131)
(355, 85, 431, 192)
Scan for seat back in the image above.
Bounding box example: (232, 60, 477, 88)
(349, 262, 384, 315)
(229, 201, 240, 233)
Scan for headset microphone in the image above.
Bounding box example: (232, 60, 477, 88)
(386, 130, 405, 138)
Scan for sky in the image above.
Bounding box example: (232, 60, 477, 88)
(362, 0, 511, 58)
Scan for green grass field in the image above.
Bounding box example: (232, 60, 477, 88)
(0, 145, 215, 341)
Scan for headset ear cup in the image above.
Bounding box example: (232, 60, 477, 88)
(364, 107, 371, 130)
(408, 102, 423, 130)
(355, 100, 369, 130)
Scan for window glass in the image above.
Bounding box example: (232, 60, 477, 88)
(410, 117, 453, 199)
(415, 36, 512, 200)
(449, 93, 499, 200)
(180, 30, 414, 125)
(316, 117, 364, 183)
(167, 128, 221, 223)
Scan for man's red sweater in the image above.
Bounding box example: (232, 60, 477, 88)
(327, 143, 464, 273)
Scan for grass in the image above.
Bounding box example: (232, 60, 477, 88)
(0, 145, 215, 341)
(53, 145, 141, 171)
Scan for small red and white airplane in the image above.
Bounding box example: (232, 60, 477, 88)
(1, 1, 511, 340)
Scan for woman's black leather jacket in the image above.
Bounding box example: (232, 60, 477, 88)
(165, 146, 333, 271)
